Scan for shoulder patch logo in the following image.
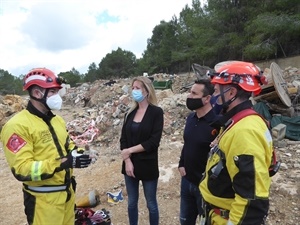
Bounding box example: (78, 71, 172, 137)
(6, 133, 27, 153)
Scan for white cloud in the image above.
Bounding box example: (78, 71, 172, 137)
(0, 0, 192, 76)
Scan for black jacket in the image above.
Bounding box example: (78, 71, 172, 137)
(120, 104, 164, 180)
(178, 110, 219, 185)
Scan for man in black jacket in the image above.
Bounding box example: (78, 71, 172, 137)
(178, 79, 219, 225)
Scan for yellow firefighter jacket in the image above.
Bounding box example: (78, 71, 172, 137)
(200, 113, 273, 225)
(0, 103, 76, 188)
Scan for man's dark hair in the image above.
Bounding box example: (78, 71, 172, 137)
(194, 79, 214, 96)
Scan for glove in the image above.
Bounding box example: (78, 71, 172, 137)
(61, 150, 92, 169)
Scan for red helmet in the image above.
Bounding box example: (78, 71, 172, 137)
(23, 68, 64, 91)
(210, 61, 266, 96)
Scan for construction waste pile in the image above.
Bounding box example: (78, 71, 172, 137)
(0, 62, 299, 224)
(1, 62, 300, 143)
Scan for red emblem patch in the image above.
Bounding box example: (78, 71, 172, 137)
(6, 133, 27, 153)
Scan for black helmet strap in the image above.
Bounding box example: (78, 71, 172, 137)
(29, 88, 51, 110)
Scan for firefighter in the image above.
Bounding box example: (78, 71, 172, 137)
(200, 61, 273, 225)
(0, 68, 93, 225)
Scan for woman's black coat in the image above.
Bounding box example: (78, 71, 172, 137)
(120, 104, 164, 180)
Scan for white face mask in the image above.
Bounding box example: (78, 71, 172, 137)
(46, 94, 63, 110)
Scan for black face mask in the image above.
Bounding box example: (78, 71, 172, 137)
(186, 97, 204, 110)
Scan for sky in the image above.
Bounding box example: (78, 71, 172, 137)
(0, 0, 194, 77)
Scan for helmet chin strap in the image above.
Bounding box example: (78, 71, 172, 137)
(220, 85, 236, 113)
(29, 89, 51, 110)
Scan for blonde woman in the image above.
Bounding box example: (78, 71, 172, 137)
(120, 76, 164, 225)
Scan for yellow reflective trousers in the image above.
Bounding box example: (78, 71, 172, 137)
(24, 187, 75, 225)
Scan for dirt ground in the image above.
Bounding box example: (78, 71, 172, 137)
(1, 106, 299, 225)
(0, 104, 183, 225)
(0, 74, 299, 224)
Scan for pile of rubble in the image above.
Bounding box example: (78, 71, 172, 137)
(1, 65, 300, 147)
(0, 66, 299, 224)
(254, 63, 300, 117)
(0, 95, 27, 128)
(0, 73, 195, 147)
(60, 74, 192, 148)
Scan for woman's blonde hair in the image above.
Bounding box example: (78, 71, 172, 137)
(126, 76, 158, 116)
